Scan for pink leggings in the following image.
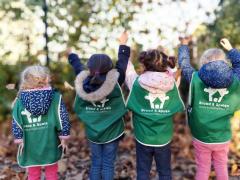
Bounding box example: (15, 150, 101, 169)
(28, 163, 58, 180)
(193, 140, 229, 180)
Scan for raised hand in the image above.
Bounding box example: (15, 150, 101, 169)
(220, 38, 233, 51)
(118, 30, 128, 45)
(64, 48, 72, 58)
(179, 36, 192, 45)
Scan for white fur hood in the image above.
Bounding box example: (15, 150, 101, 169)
(75, 69, 119, 102)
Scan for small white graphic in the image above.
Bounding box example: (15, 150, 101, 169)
(204, 88, 229, 102)
(145, 93, 169, 109)
(21, 109, 42, 123)
(91, 98, 109, 107)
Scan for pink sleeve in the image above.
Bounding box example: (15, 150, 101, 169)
(125, 61, 138, 90)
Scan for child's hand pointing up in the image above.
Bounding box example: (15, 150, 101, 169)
(119, 30, 128, 45)
(220, 38, 233, 51)
(179, 36, 191, 45)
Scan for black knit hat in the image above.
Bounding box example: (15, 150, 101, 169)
(87, 54, 113, 85)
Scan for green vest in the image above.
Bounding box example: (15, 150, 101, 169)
(188, 73, 240, 143)
(74, 84, 126, 143)
(12, 92, 62, 167)
(127, 79, 185, 145)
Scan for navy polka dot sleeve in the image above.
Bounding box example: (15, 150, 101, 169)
(12, 118, 23, 139)
(58, 99, 71, 137)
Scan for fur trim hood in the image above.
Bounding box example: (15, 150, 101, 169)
(75, 69, 119, 102)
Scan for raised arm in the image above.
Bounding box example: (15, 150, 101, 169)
(68, 52, 85, 75)
(178, 37, 195, 83)
(115, 31, 131, 85)
(220, 38, 240, 80)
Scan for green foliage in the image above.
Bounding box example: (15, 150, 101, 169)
(46, 0, 137, 54)
(212, 0, 240, 48)
(0, 0, 140, 63)
(2, 0, 239, 121)
(197, 0, 240, 52)
(0, 1, 24, 20)
(0, 63, 20, 121)
(25, 0, 43, 6)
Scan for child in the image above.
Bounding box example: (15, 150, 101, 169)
(178, 37, 240, 180)
(12, 65, 70, 180)
(125, 49, 185, 180)
(68, 31, 130, 180)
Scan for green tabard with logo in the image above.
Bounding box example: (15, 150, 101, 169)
(74, 84, 126, 143)
(127, 78, 185, 145)
(188, 73, 240, 143)
(12, 92, 63, 167)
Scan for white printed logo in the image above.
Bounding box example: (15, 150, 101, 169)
(145, 92, 169, 109)
(21, 109, 42, 123)
(91, 98, 109, 107)
(204, 88, 229, 102)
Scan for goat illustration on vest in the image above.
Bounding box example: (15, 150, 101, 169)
(21, 109, 42, 123)
(145, 92, 169, 109)
(204, 88, 229, 103)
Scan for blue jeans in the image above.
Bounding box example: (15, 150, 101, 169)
(89, 139, 119, 180)
(136, 141, 172, 180)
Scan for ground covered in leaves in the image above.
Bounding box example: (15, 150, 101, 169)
(1, 113, 240, 180)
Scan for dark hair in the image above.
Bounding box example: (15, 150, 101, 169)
(138, 49, 176, 72)
(87, 54, 113, 85)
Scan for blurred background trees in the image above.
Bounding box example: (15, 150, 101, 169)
(1, 0, 240, 178)
(195, 0, 240, 54)
(0, 0, 239, 138)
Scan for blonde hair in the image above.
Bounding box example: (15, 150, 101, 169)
(19, 65, 50, 90)
(199, 48, 227, 67)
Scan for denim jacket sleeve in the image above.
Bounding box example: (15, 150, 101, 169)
(228, 48, 240, 80)
(178, 45, 195, 83)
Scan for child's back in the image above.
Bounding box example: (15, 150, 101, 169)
(12, 65, 70, 179)
(68, 31, 130, 180)
(178, 38, 240, 180)
(74, 67, 126, 143)
(126, 49, 184, 180)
